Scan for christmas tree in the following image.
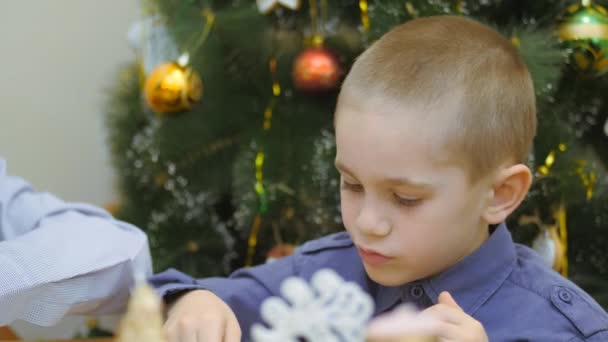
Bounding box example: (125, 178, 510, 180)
(105, 0, 608, 307)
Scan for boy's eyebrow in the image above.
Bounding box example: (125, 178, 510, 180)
(334, 160, 434, 189)
(383, 176, 434, 189)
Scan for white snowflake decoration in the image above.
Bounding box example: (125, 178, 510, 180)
(127, 15, 180, 74)
(251, 269, 374, 342)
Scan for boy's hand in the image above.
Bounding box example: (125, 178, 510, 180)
(164, 289, 241, 342)
(366, 303, 440, 342)
(421, 291, 488, 342)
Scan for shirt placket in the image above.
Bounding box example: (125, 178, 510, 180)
(400, 283, 434, 310)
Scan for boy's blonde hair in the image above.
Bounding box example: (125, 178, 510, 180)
(337, 15, 536, 181)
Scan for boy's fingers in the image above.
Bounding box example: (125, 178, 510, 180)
(224, 316, 242, 342)
(438, 291, 462, 311)
(432, 321, 460, 341)
(419, 318, 469, 342)
(366, 306, 441, 339)
(164, 322, 179, 342)
(197, 318, 224, 342)
(180, 331, 198, 342)
(165, 315, 224, 342)
(421, 304, 462, 325)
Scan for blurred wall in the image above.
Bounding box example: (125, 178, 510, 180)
(0, 0, 138, 206)
(0, 1, 139, 339)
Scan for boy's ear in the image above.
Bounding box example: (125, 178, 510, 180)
(482, 164, 532, 225)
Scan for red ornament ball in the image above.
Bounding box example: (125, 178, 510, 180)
(266, 244, 296, 263)
(292, 47, 343, 92)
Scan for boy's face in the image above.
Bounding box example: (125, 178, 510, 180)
(335, 98, 492, 286)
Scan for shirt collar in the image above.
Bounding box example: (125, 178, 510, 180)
(374, 223, 517, 315)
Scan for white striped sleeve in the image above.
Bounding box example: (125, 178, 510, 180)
(0, 159, 152, 326)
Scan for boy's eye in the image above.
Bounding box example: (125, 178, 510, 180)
(394, 194, 422, 207)
(341, 180, 363, 192)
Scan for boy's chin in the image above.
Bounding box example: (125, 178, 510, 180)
(364, 265, 419, 287)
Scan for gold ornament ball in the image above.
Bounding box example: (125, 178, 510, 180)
(557, 1, 608, 78)
(144, 62, 203, 113)
(186, 240, 200, 254)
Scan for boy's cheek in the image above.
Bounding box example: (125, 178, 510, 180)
(339, 197, 359, 226)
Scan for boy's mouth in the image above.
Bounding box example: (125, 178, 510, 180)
(357, 246, 395, 265)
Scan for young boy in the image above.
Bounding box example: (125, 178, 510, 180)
(150, 16, 608, 341)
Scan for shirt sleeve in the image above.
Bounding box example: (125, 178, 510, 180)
(586, 331, 608, 341)
(0, 159, 153, 326)
(150, 254, 297, 339)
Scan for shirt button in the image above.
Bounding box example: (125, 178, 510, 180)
(410, 285, 424, 299)
(558, 289, 572, 303)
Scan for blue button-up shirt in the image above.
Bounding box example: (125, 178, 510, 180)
(0, 159, 152, 326)
(151, 223, 608, 341)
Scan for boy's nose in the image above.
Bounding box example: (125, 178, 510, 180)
(355, 201, 391, 238)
